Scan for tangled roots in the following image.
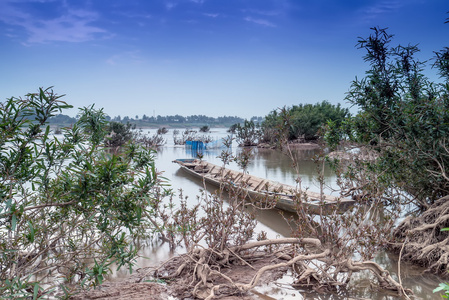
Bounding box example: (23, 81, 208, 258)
(391, 196, 449, 275)
(152, 238, 411, 299)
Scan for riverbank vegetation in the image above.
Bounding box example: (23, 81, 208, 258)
(152, 26, 449, 298)
(2, 24, 449, 299)
(146, 144, 411, 299)
(262, 101, 349, 142)
(230, 101, 349, 148)
(0, 88, 172, 298)
(0, 88, 408, 299)
(324, 26, 449, 277)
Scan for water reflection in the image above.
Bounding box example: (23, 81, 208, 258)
(172, 167, 295, 238)
(376, 251, 443, 299)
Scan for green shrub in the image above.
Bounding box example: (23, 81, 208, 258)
(325, 27, 449, 207)
(0, 87, 169, 297)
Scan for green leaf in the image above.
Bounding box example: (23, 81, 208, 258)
(434, 285, 445, 293)
(33, 283, 39, 300)
(441, 228, 449, 231)
(28, 221, 35, 243)
(11, 214, 17, 231)
(44, 125, 50, 138)
(434, 283, 449, 293)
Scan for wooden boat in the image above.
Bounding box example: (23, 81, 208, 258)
(173, 159, 354, 214)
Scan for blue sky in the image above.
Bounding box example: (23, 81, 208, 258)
(0, 0, 447, 119)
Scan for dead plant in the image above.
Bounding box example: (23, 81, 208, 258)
(147, 135, 413, 299)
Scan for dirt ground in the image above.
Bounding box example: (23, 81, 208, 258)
(71, 282, 172, 300)
(71, 255, 288, 300)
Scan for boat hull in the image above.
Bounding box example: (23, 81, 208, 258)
(173, 159, 354, 214)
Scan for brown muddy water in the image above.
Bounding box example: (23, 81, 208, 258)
(110, 128, 444, 299)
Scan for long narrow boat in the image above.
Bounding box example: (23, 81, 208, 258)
(173, 158, 354, 214)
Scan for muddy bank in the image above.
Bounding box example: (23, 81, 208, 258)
(71, 254, 288, 300)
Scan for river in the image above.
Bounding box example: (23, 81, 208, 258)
(113, 127, 443, 299)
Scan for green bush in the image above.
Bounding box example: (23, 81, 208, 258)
(0, 88, 169, 297)
(325, 27, 449, 207)
(262, 101, 349, 143)
(104, 121, 134, 147)
(235, 120, 259, 146)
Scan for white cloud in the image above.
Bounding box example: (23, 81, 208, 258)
(242, 9, 281, 17)
(241, 0, 291, 18)
(203, 13, 219, 18)
(115, 11, 152, 20)
(106, 51, 145, 66)
(28, 11, 107, 43)
(244, 17, 276, 28)
(164, 0, 205, 10)
(0, 1, 109, 44)
(360, 1, 402, 22)
(165, 2, 177, 10)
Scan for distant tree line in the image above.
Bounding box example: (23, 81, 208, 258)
(111, 114, 248, 125)
(47, 113, 254, 127)
(46, 113, 77, 124)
